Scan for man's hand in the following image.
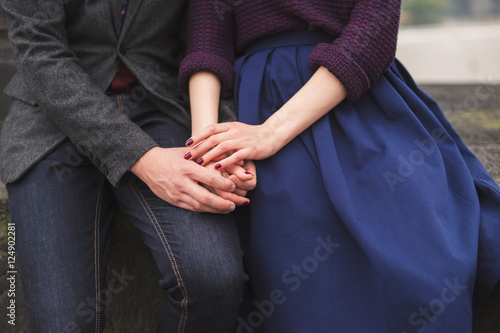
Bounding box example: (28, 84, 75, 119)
(130, 147, 238, 214)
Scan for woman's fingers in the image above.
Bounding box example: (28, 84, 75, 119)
(186, 123, 231, 147)
(225, 163, 254, 182)
(185, 133, 231, 163)
(212, 152, 249, 171)
(193, 140, 243, 166)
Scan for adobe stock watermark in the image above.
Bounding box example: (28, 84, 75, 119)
(6, 220, 17, 326)
(400, 277, 468, 333)
(232, 234, 341, 333)
(64, 267, 135, 333)
(383, 128, 448, 193)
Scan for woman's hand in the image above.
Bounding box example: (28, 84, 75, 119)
(185, 122, 280, 170)
(186, 67, 346, 171)
(202, 159, 257, 206)
(225, 160, 257, 195)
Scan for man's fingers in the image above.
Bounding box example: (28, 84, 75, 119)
(214, 188, 249, 206)
(158, 175, 235, 214)
(190, 165, 236, 193)
(233, 188, 248, 197)
(184, 182, 236, 213)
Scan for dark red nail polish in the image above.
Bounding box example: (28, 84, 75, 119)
(245, 172, 253, 176)
(243, 201, 250, 206)
(186, 138, 194, 146)
(196, 158, 203, 165)
(215, 163, 222, 170)
(184, 152, 192, 159)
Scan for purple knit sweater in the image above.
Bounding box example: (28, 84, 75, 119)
(178, 0, 401, 103)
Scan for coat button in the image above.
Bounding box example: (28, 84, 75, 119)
(102, 166, 109, 176)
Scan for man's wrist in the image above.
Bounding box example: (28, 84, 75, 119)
(130, 146, 161, 179)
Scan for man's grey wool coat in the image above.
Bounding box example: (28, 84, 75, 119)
(0, 0, 216, 186)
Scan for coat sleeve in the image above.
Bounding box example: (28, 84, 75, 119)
(309, 0, 401, 103)
(0, 0, 158, 186)
(178, 0, 235, 98)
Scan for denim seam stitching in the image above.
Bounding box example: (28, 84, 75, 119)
(94, 181, 104, 332)
(129, 182, 188, 333)
(117, 95, 124, 113)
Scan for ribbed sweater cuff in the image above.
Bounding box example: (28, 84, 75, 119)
(178, 51, 234, 98)
(309, 43, 371, 104)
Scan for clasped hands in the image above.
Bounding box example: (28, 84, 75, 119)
(130, 122, 281, 214)
(131, 122, 275, 214)
(183, 121, 279, 206)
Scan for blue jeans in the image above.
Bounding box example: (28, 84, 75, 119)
(7, 95, 246, 332)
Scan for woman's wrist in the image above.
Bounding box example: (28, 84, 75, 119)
(189, 71, 221, 136)
(261, 114, 290, 156)
(192, 120, 217, 137)
(261, 66, 347, 154)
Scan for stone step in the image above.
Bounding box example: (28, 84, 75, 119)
(420, 84, 500, 111)
(469, 145, 500, 184)
(420, 85, 500, 185)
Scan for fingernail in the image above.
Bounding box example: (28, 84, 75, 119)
(230, 183, 236, 192)
(186, 138, 193, 146)
(221, 172, 228, 178)
(184, 152, 192, 159)
(243, 201, 250, 206)
(215, 163, 222, 170)
(229, 205, 236, 212)
(245, 172, 253, 176)
(196, 158, 203, 165)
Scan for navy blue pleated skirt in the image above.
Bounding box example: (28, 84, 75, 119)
(232, 31, 500, 333)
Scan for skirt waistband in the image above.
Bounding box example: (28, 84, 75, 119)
(241, 30, 335, 56)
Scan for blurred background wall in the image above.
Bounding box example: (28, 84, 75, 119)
(398, 0, 500, 84)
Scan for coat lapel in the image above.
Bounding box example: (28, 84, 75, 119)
(119, 0, 145, 41)
(109, 0, 122, 38)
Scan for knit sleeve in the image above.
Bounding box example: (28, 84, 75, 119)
(178, 0, 235, 98)
(309, 0, 401, 103)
